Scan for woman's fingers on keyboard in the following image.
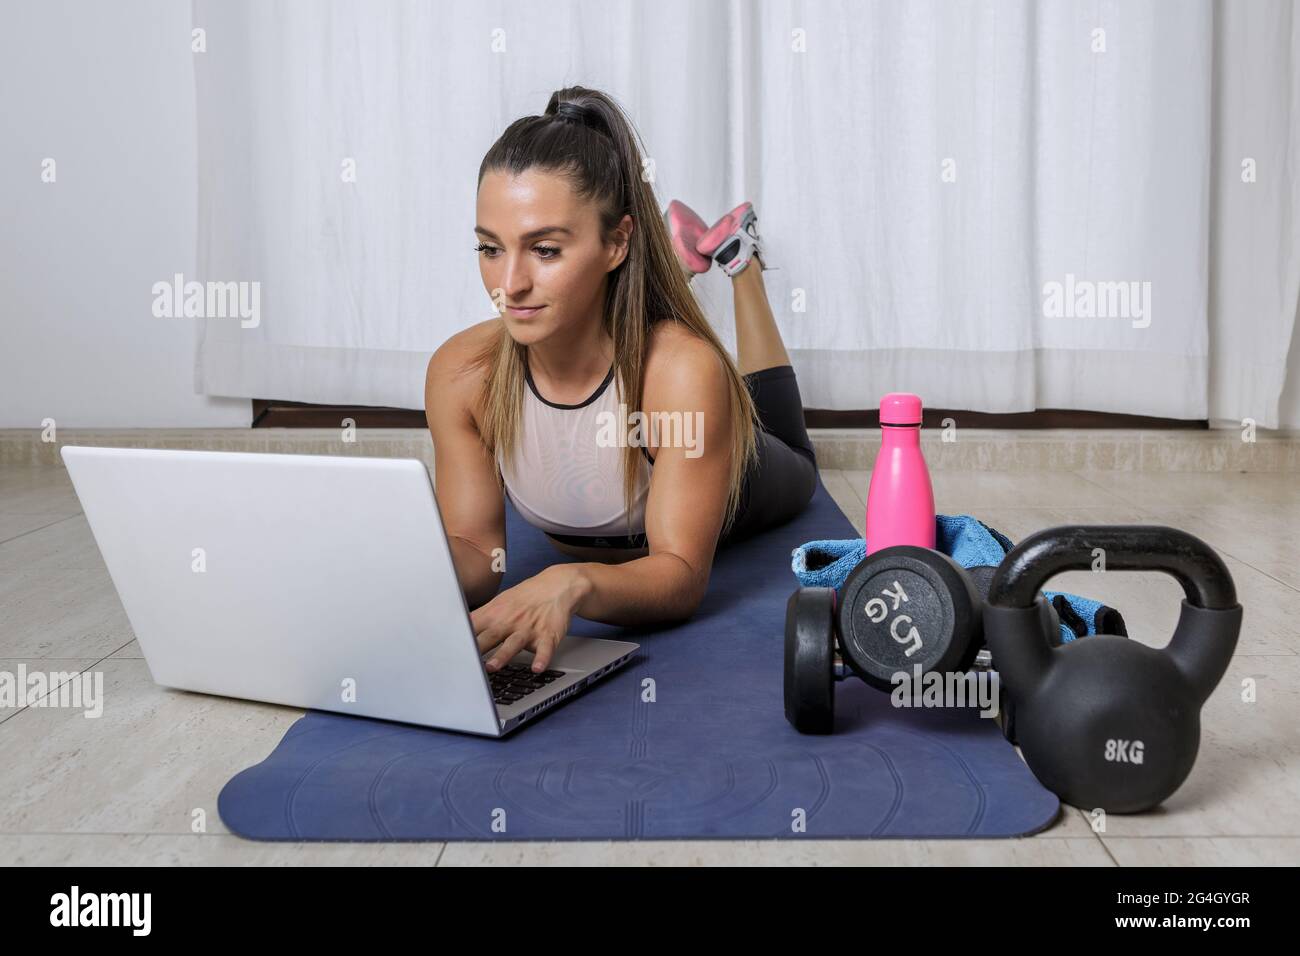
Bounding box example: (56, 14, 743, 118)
(485, 630, 530, 671)
(529, 632, 561, 672)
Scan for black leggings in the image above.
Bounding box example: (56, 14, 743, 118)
(716, 364, 819, 548)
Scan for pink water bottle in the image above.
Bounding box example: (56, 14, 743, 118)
(864, 392, 935, 555)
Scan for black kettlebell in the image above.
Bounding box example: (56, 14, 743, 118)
(983, 525, 1242, 813)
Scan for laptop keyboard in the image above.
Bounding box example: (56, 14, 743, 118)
(488, 663, 566, 705)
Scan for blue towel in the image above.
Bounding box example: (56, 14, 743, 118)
(791, 515, 1122, 644)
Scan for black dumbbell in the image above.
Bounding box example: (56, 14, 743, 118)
(784, 587, 838, 734)
(984, 525, 1241, 813)
(784, 546, 1062, 734)
(837, 546, 987, 692)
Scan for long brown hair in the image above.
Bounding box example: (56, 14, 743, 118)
(468, 85, 758, 539)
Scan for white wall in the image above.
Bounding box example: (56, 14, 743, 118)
(0, 0, 250, 428)
(1281, 316, 1300, 429)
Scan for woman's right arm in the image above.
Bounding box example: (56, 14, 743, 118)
(424, 332, 507, 609)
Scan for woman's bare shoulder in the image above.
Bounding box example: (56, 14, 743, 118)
(643, 320, 729, 407)
(645, 319, 725, 375)
(433, 317, 499, 365)
(426, 318, 501, 415)
(644, 321, 728, 377)
(431, 319, 501, 382)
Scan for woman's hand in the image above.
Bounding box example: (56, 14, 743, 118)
(470, 564, 592, 673)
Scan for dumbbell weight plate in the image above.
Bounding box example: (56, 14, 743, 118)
(838, 546, 983, 692)
(784, 587, 837, 734)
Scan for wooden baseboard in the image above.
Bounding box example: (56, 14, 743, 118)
(4, 426, 1296, 472)
(250, 398, 1206, 431)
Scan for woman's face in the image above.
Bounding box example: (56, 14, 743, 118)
(475, 168, 631, 346)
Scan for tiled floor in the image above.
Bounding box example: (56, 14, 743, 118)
(1, 459, 1297, 866)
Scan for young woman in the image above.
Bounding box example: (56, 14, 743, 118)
(425, 86, 817, 676)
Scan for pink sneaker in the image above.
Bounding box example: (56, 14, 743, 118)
(696, 201, 768, 276)
(663, 200, 713, 277)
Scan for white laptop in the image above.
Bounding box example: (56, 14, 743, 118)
(60, 445, 638, 737)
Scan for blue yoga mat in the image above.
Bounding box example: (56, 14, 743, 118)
(219, 479, 1059, 841)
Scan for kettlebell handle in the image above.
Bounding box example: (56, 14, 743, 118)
(987, 525, 1237, 610)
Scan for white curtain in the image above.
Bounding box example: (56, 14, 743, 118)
(1208, 0, 1300, 428)
(193, 0, 1300, 427)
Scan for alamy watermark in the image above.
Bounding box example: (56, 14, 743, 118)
(1042, 274, 1151, 329)
(595, 404, 705, 459)
(152, 272, 260, 328)
(50, 886, 150, 935)
(0, 665, 103, 718)
(889, 664, 1000, 718)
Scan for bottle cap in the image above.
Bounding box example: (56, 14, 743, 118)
(879, 392, 923, 426)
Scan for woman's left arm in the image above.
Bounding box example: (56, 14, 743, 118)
(473, 332, 735, 672)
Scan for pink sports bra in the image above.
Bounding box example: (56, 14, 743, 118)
(496, 358, 654, 548)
